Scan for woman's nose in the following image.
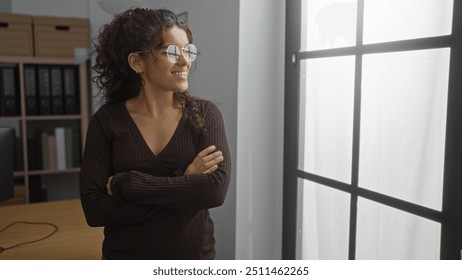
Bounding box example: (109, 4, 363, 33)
(176, 50, 190, 66)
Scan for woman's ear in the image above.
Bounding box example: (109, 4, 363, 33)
(127, 53, 145, 74)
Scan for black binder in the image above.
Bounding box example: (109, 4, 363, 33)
(29, 175, 47, 203)
(0, 127, 14, 202)
(14, 132, 24, 172)
(37, 66, 51, 115)
(72, 128, 81, 167)
(50, 66, 64, 115)
(24, 65, 38, 115)
(27, 130, 43, 171)
(0, 65, 20, 116)
(63, 66, 79, 115)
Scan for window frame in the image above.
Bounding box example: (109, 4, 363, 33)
(283, 0, 462, 259)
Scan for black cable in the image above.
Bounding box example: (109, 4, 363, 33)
(0, 221, 59, 253)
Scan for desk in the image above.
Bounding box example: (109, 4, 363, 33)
(0, 199, 103, 260)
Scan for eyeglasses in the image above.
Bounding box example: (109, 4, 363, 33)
(163, 44, 199, 63)
(137, 44, 199, 64)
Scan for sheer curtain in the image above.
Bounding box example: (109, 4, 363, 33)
(297, 0, 453, 259)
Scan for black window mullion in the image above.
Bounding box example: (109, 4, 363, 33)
(282, 0, 302, 260)
(295, 171, 443, 224)
(440, 0, 462, 260)
(348, 0, 364, 260)
(297, 35, 453, 60)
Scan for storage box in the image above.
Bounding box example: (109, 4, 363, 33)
(0, 13, 34, 56)
(33, 16, 90, 58)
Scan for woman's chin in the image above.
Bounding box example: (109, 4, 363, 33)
(175, 83, 189, 93)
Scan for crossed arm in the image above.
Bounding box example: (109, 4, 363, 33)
(106, 145, 224, 196)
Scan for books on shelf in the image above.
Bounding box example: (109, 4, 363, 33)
(50, 66, 64, 115)
(0, 64, 80, 116)
(13, 131, 24, 172)
(0, 56, 89, 205)
(48, 134, 56, 170)
(63, 66, 80, 115)
(37, 65, 52, 115)
(40, 131, 49, 170)
(65, 127, 73, 168)
(55, 127, 67, 170)
(24, 65, 38, 115)
(29, 175, 47, 203)
(27, 126, 80, 171)
(24, 64, 79, 116)
(0, 64, 20, 116)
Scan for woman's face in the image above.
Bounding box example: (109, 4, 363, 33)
(141, 26, 192, 94)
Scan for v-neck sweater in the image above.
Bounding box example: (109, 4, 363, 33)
(79, 99, 231, 259)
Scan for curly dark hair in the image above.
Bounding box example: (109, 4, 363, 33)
(92, 8, 205, 131)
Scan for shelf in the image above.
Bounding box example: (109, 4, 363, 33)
(27, 167, 80, 176)
(0, 115, 82, 121)
(0, 56, 78, 65)
(1, 55, 90, 204)
(0, 115, 22, 120)
(14, 171, 25, 177)
(26, 115, 82, 121)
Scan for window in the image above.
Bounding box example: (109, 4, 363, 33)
(283, 0, 462, 259)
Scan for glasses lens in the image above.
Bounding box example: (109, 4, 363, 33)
(164, 44, 198, 63)
(166, 45, 180, 63)
(184, 44, 198, 62)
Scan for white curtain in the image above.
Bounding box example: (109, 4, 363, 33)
(298, 0, 452, 260)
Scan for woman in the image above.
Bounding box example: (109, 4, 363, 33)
(79, 8, 231, 260)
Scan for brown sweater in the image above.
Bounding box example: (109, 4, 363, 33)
(79, 99, 231, 259)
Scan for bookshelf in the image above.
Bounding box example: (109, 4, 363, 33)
(0, 55, 90, 204)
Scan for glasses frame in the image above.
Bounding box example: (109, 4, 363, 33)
(136, 44, 199, 64)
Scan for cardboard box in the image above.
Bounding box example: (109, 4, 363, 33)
(33, 16, 90, 58)
(0, 13, 34, 56)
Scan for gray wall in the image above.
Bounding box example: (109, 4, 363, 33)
(11, 0, 285, 260)
(12, 0, 88, 17)
(0, 0, 11, 12)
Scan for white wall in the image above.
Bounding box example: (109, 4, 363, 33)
(236, 0, 285, 259)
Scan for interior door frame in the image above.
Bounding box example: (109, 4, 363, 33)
(283, 0, 462, 260)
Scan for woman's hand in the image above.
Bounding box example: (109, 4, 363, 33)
(185, 145, 224, 175)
